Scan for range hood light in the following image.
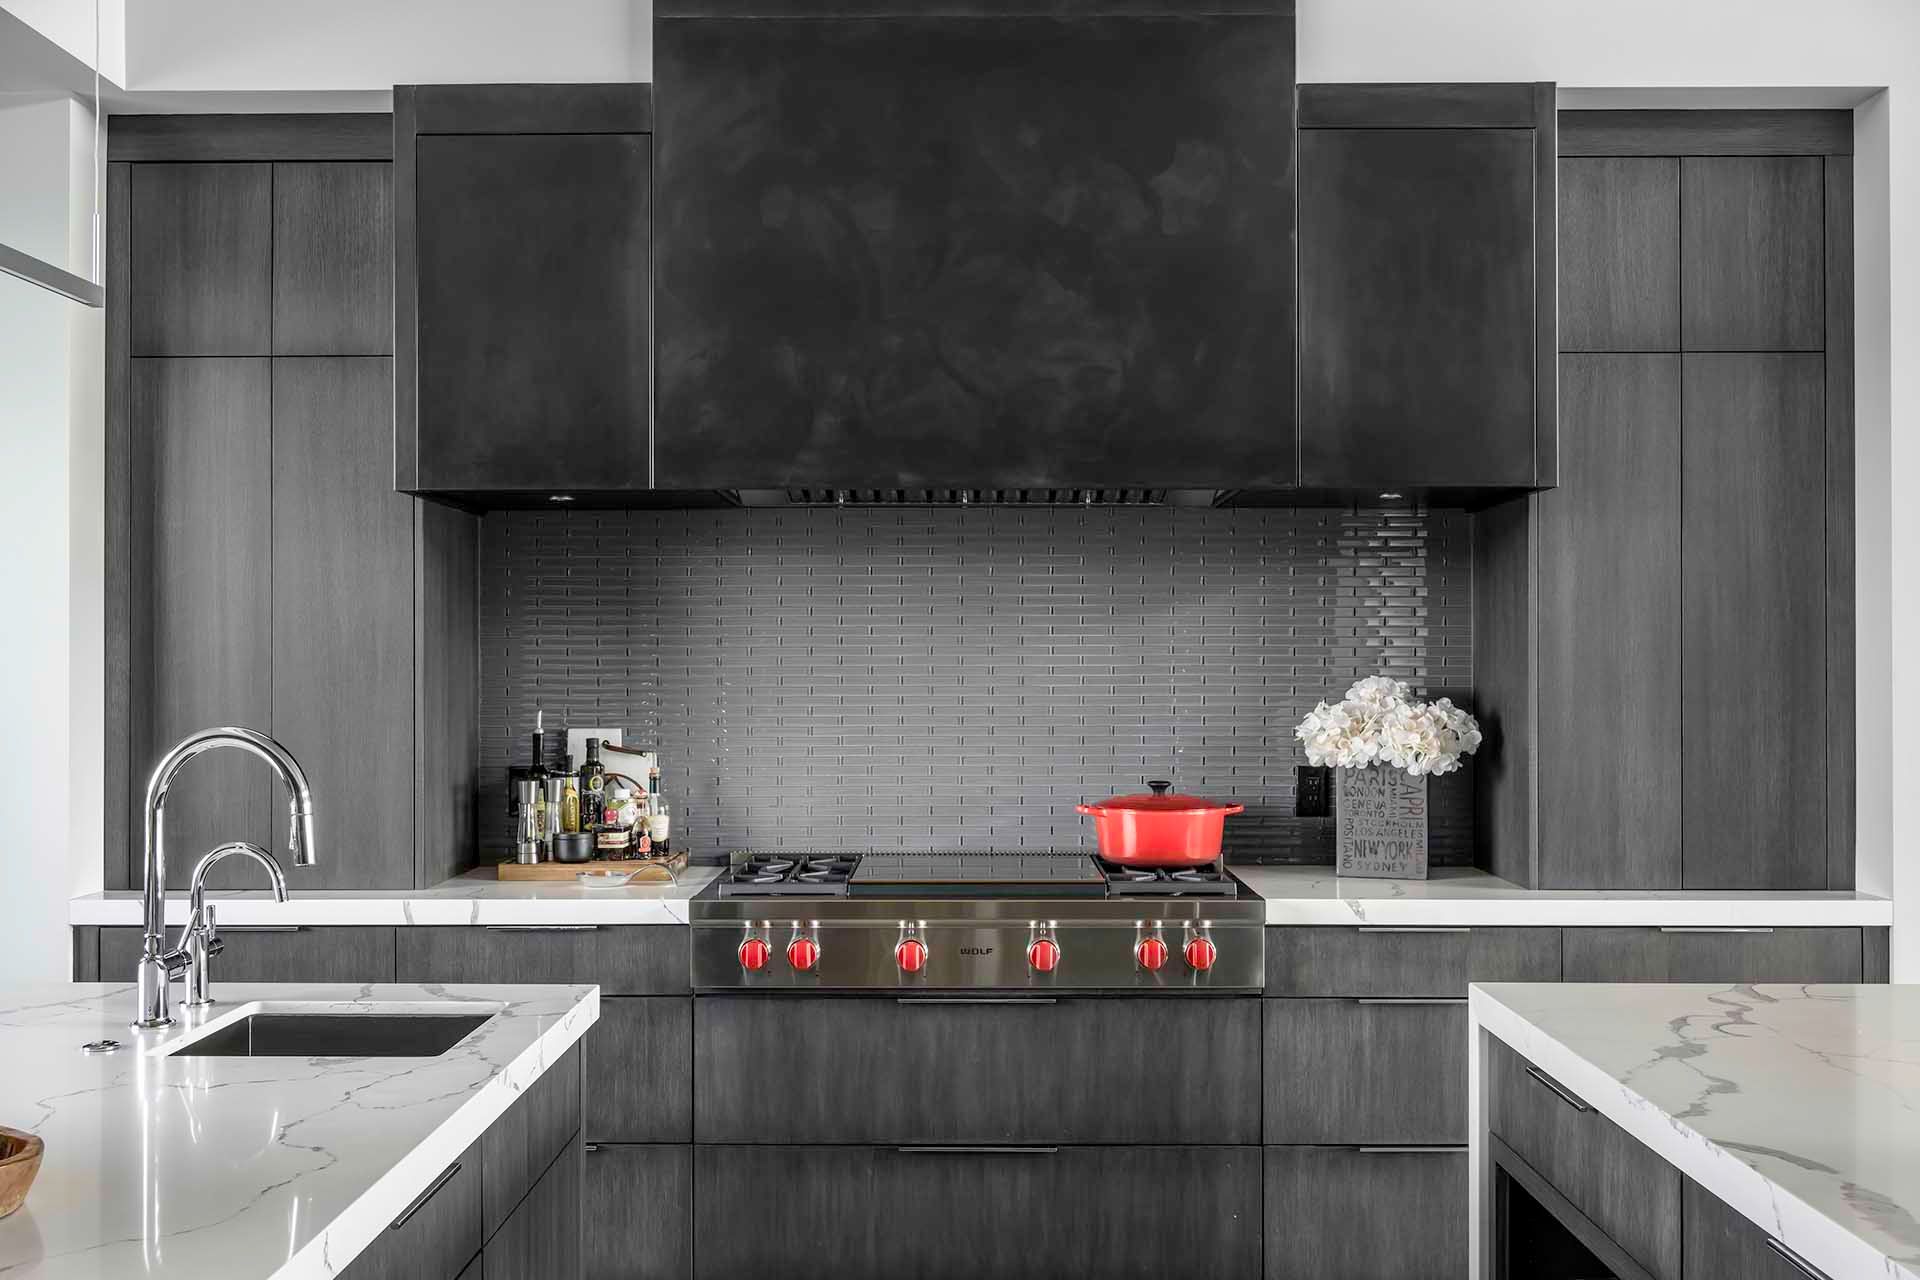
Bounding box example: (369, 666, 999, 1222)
(1379, 492, 1403, 501)
(549, 494, 575, 503)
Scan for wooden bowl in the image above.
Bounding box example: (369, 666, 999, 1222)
(0, 1126, 44, 1219)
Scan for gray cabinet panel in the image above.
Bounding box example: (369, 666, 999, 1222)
(1560, 927, 1862, 984)
(1558, 157, 1680, 351)
(1681, 354, 1828, 887)
(99, 925, 396, 983)
(396, 926, 688, 994)
(340, 1144, 480, 1280)
(1265, 1146, 1465, 1280)
(271, 357, 413, 888)
(415, 502, 479, 888)
(129, 163, 272, 355)
(273, 162, 394, 355)
(1538, 355, 1682, 888)
(1488, 1037, 1682, 1280)
(131, 357, 274, 886)
(583, 1145, 690, 1280)
(694, 996, 1259, 1144)
(1265, 927, 1560, 996)
(1683, 1178, 1820, 1280)
(1263, 1000, 1464, 1145)
(1681, 157, 1824, 351)
(483, 1136, 581, 1280)
(481, 1043, 581, 1239)
(1298, 126, 1539, 487)
(582, 999, 691, 1143)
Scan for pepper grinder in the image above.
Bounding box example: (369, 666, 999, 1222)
(514, 778, 543, 863)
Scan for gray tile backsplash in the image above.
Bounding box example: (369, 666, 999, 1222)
(477, 506, 1475, 864)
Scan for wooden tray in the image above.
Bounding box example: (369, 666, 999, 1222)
(494, 854, 685, 882)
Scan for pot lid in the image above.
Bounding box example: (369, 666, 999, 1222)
(1086, 780, 1236, 814)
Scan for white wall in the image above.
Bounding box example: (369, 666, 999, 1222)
(0, 92, 100, 984)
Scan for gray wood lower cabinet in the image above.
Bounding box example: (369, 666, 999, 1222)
(694, 1144, 1261, 1280)
(1560, 927, 1864, 983)
(1265, 926, 1561, 996)
(480, 1044, 581, 1239)
(1264, 999, 1465, 1144)
(396, 925, 687, 994)
(583, 1145, 690, 1280)
(1683, 1178, 1824, 1280)
(1265, 1146, 1465, 1280)
(483, 1136, 582, 1280)
(582, 998, 690, 1143)
(341, 1144, 481, 1280)
(97, 925, 396, 983)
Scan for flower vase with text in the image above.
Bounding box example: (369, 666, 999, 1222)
(1295, 676, 1483, 881)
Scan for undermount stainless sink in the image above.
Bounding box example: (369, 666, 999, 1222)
(168, 1012, 491, 1058)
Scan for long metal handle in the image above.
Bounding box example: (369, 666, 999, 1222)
(1764, 1238, 1830, 1279)
(1656, 926, 1775, 934)
(219, 925, 303, 933)
(390, 1162, 462, 1230)
(1524, 1064, 1594, 1114)
(895, 1146, 1059, 1155)
(1356, 926, 1470, 934)
(1355, 997, 1467, 1006)
(1356, 1145, 1470, 1154)
(482, 925, 600, 932)
(895, 997, 1057, 1006)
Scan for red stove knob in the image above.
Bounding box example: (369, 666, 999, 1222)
(1135, 934, 1169, 972)
(896, 938, 928, 974)
(737, 936, 771, 972)
(1027, 937, 1061, 973)
(787, 935, 821, 972)
(1184, 935, 1218, 972)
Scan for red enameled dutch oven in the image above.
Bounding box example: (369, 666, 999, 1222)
(1076, 781, 1244, 868)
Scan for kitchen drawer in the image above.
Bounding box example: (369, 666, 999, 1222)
(396, 925, 687, 994)
(484, 1133, 581, 1280)
(1265, 927, 1560, 996)
(340, 1141, 480, 1280)
(1264, 999, 1464, 1144)
(581, 998, 690, 1143)
(583, 1145, 690, 1280)
(693, 995, 1259, 1144)
(100, 925, 396, 984)
(1487, 1037, 1681, 1280)
(1265, 1146, 1465, 1279)
(1684, 1177, 1832, 1279)
(1560, 927, 1862, 984)
(695, 1144, 1261, 1280)
(481, 1042, 582, 1239)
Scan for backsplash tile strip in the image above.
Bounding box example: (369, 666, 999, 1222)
(477, 507, 1475, 864)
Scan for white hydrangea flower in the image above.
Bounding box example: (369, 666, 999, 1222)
(1293, 678, 1483, 777)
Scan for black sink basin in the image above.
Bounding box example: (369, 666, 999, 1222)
(171, 1013, 490, 1058)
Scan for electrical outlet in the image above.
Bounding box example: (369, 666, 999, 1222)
(1295, 765, 1332, 818)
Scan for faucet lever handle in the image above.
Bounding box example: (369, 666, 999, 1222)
(197, 904, 224, 959)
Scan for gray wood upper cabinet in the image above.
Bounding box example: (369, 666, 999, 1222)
(1266, 1146, 1465, 1280)
(129, 163, 272, 356)
(1558, 157, 1679, 351)
(1537, 355, 1683, 889)
(272, 162, 394, 355)
(1682, 157, 1825, 352)
(131, 357, 275, 886)
(1681, 354, 1828, 888)
(1296, 84, 1555, 492)
(271, 358, 415, 887)
(395, 85, 652, 498)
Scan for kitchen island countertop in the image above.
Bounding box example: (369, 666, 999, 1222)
(0, 981, 597, 1279)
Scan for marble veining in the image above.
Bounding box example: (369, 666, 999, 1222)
(0, 981, 597, 1279)
(1472, 982, 1920, 1280)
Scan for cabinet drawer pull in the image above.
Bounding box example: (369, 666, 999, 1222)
(1356, 1145, 1469, 1154)
(482, 925, 600, 932)
(390, 1161, 461, 1230)
(1523, 1064, 1594, 1113)
(1355, 926, 1470, 934)
(1764, 1238, 1830, 1279)
(219, 925, 303, 933)
(1354, 997, 1467, 1006)
(895, 997, 1056, 1006)
(895, 1146, 1058, 1156)
(1656, 926, 1775, 934)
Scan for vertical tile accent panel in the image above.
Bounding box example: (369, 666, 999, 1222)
(477, 508, 1474, 864)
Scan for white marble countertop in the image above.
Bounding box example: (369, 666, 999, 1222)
(1237, 864, 1894, 926)
(69, 866, 722, 927)
(1470, 982, 1920, 1280)
(0, 981, 598, 1279)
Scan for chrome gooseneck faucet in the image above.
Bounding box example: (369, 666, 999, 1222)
(135, 727, 318, 1030)
(182, 841, 290, 1009)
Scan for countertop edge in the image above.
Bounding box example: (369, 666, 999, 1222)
(1263, 897, 1894, 926)
(1468, 985, 1919, 1280)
